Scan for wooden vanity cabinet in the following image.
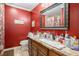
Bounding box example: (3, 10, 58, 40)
(28, 38, 65, 56)
(31, 45, 38, 56)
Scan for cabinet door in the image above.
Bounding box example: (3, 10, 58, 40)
(31, 46, 37, 56)
(38, 50, 46, 56)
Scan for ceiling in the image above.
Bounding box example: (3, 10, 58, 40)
(6, 3, 39, 11)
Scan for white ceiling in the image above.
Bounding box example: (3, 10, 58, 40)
(6, 3, 39, 11)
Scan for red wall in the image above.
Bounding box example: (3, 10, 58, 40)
(31, 3, 79, 38)
(5, 5, 31, 48)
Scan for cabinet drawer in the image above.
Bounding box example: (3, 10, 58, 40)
(31, 40, 38, 47)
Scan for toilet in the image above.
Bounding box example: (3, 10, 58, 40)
(20, 40, 28, 51)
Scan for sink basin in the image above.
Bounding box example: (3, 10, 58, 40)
(39, 38, 65, 49)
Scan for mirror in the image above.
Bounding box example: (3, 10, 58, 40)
(40, 3, 69, 30)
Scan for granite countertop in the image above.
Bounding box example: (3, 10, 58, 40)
(28, 36, 79, 56)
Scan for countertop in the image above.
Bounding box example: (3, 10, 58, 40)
(28, 36, 79, 56)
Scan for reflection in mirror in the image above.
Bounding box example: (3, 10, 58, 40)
(40, 3, 69, 30)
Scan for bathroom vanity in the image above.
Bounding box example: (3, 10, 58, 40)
(28, 37, 65, 56)
(28, 37, 79, 56)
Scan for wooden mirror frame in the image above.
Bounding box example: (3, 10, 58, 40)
(40, 3, 69, 30)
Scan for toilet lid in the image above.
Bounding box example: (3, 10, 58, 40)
(20, 40, 28, 45)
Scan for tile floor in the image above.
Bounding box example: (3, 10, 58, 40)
(0, 46, 29, 56)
